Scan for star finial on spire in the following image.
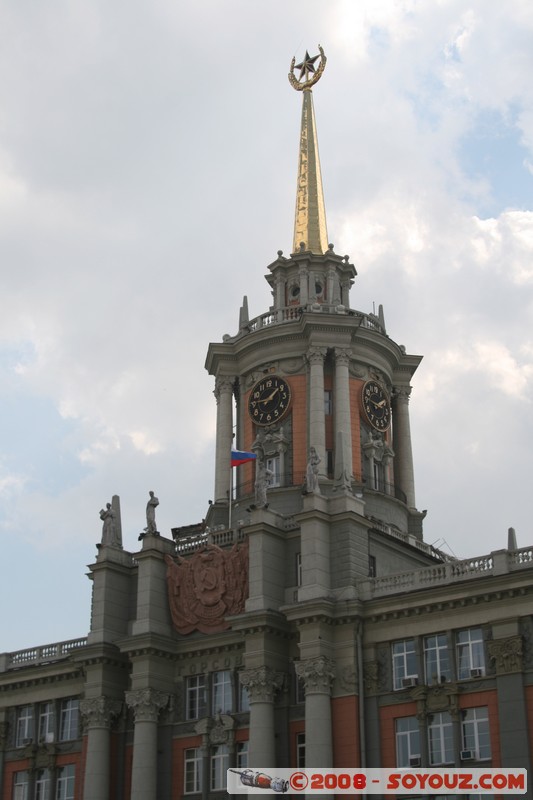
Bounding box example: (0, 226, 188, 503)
(295, 50, 320, 82)
(288, 45, 327, 92)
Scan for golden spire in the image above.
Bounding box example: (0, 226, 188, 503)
(289, 45, 328, 255)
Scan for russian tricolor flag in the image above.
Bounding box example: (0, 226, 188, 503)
(231, 449, 257, 467)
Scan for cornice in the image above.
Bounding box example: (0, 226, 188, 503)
(363, 580, 531, 625)
(0, 667, 84, 693)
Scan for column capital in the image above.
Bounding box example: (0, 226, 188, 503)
(306, 346, 327, 366)
(334, 347, 351, 367)
(80, 696, 122, 729)
(214, 376, 235, 400)
(125, 689, 169, 723)
(295, 656, 336, 695)
(239, 666, 285, 703)
(393, 385, 412, 402)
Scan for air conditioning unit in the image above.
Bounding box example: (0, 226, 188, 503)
(470, 667, 483, 678)
(461, 749, 475, 761)
(402, 676, 419, 688)
(409, 756, 421, 767)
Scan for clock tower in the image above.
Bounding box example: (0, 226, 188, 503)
(205, 46, 424, 550)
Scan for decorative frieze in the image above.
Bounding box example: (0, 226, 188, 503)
(125, 689, 169, 723)
(363, 662, 379, 695)
(488, 636, 523, 675)
(239, 666, 284, 703)
(295, 656, 336, 695)
(80, 696, 122, 729)
(412, 683, 459, 721)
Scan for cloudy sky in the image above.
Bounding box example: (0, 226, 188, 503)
(1, 0, 532, 651)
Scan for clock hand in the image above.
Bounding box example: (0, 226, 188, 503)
(260, 387, 280, 404)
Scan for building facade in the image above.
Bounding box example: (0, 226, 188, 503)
(1, 49, 532, 800)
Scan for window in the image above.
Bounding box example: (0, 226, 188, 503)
(428, 711, 454, 765)
(211, 744, 229, 790)
(424, 633, 451, 684)
(12, 771, 29, 800)
(457, 628, 485, 679)
(35, 769, 51, 800)
(266, 456, 281, 487)
(392, 639, 418, 690)
(237, 741, 249, 768)
(296, 732, 306, 768)
(39, 702, 55, 743)
(369, 555, 377, 577)
(462, 707, 491, 760)
(324, 390, 333, 415)
(186, 675, 207, 720)
(184, 748, 203, 793)
(59, 699, 79, 741)
(15, 706, 33, 747)
(395, 717, 420, 767)
(212, 670, 233, 714)
(56, 765, 75, 800)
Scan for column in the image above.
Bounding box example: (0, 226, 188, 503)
(392, 387, 416, 508)
(239, 667, 284, 768)
(306, 347, 327, 477)
(214, 377, 234, 504)
(80, 697, 122, 800)
(296, 656, 335, 767)
(126, 689, 169, 800)
(334, 348, 352, 480)
(274, 275, 285, 320)
(340, 280, 351, 308)
(327, 266, 339, 306)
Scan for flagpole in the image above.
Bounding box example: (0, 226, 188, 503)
(229, 462, 233, 530)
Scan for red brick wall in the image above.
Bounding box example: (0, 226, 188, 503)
(332, 695, 359, 767)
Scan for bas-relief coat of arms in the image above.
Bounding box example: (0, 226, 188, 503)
(164, 542, 249, 635)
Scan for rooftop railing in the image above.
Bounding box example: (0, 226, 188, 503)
(358, 546, 533, 600)
(237, 305, 386, 337)
(1, 637, 88, 672)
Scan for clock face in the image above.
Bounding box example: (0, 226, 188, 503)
(362, 380, 391, 431)
(248, 376, 291, 426)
